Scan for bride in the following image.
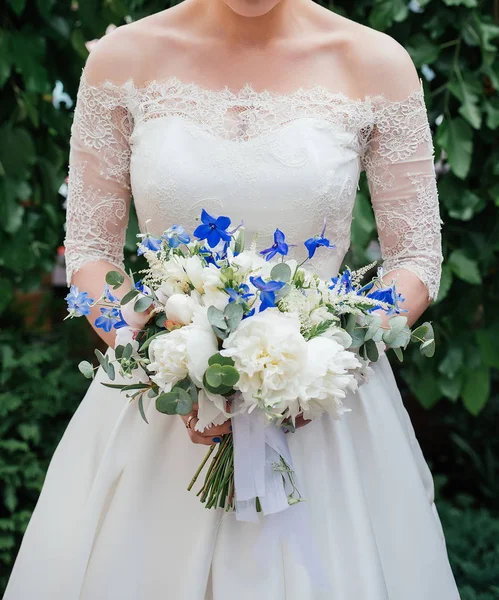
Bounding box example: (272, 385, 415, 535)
(5, 0, 460, 598)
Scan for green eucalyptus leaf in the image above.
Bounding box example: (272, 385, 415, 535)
(205, 365, 223, 388)
(270, 263, 292, 283)
(364, 339, 379, 362)
(114, 344, 124, 360)
(156, 388, 193, 416)
(274, 283, 291, 302)
(393, 347, 404, 362)
(106, 362, 116, 381)
(207, 305, 227, 329)
(105, 270, 125, 289)
(220, 365, 240, 387)
(364, 316, 382, 342)
(122, 343, 134, 360)
(224, 301, 243, 331)
(121, 288, 139, 306)
(420, 338, 436, 358)
(78, 360, 94, 379)
(134, 295, 153, 313)
(208, 353, 235, 367)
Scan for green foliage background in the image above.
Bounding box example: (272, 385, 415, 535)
(0, 0, 498, 595)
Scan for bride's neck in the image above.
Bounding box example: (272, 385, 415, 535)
(191, 0, 308, 46)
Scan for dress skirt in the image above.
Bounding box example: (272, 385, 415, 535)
(4, 348, 460, 599)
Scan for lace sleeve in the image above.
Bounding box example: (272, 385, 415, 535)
(361, 80, 443, 301)
(63, 70, 133, 286)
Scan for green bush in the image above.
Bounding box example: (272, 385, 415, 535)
(438, 497, 499, 600)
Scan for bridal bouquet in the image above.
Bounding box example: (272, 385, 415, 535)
(65, 209, 435, 516)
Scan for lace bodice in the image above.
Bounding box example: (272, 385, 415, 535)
(64, 70, 443, 300)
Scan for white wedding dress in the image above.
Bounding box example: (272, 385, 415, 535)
(5, 68, 460, 599)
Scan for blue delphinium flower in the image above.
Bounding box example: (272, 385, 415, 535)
(194, 209, 232, 248)
(137, 233, 162, 256)
(250, 276, 286, 311)
(103, 283, 118, 303)
(95, 307, 122, 333)
(226, 283, 254, 304)
(260, 228, 289, 261)
(304, 220, 336, 259)
(113, 310, 129, 329)
(65, 285, 94, 317)
(329, 269, 354, 294)
(134, 279, 150, 294)
(163, 225, 191, 248)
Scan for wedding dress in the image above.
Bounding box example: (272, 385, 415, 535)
(4, 68, 460, 600)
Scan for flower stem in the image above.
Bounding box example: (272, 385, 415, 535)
(187, 444, 217, 491)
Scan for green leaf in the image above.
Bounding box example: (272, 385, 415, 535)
(443, 0, 477, 5)
(78, 360, 94, 379)
(364, 339, 379, 362)
(393, 347, 404, 362)
(234, 228, 245, 254)
(106, 271, 125, 289)
(0, 125, 36, 179)
(433, 265, 453, 304)
(462, 367, 490, 415)
(122, 343, 134, 360)
(274, 283, 291, 302)
(438, 118, 473, 180)
(114, 345, 124, 360)
(9, 0, 28, 16)
(208, 353, 235, 367)
(485, 99, 499, 130)
(224, 301, 243, 331)
(364, 316, 382, 342)
(448, 250, 481, 285)
(411, 324, 429, 343)
(205, 365, 223, 388)
(369, 0, 408, 31)
(270, 263, 292, 283)
(420, 338, 436, 358)
(134, 295, 153, 313)
(106, 361, 116, 381)
(138, 394, 149, 424)
(120, 288, 139, 306)
(156, 388, 193, 416)
(139, 330, 168, 353)
(94, 349, 107, 369)
(407, 33, 440, 67)
(219, 365, 239, 387)
(207, 305, 227, 330)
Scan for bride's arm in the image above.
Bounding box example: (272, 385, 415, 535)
(360, 46, 443, 329)
(64, 42, 135, 348)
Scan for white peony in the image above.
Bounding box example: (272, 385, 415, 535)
(220, 309, 307, 413)
(298, 336, 362, 420)
(147, 322, 218, 392)
(164, 293, 199, 325)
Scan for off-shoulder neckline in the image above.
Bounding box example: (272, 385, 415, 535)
(79, 70, 425, 107)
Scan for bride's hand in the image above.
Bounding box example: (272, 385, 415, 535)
(180, 406, 232, 446)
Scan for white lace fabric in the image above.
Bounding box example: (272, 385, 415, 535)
(64, 69, 443, 300)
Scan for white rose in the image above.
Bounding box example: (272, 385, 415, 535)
(164, 294, 199, 325)
(298, 337, 361, 420)
(220, 309, 307, 413)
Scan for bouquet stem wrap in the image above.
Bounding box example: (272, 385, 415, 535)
(232, 395, 294, 521)
(231, 396, 326, 587)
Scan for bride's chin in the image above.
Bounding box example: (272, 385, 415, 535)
(220, 0, 283, 18)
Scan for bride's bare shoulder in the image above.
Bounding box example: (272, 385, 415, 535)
(315, 9, 421, 101)
(82, 8, 188, 87)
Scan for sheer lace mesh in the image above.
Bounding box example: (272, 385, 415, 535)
(361, 87, 443, 300)
(64, 70, 442, 300)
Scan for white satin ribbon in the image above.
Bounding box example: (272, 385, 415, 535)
(231, 396, 327, 588)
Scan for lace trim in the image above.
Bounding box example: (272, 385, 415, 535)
(78, 70, 425, 145)
(64, 161, 128, 285)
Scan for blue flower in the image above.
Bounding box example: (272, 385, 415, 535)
(304, 220, 335, 259)
(95, 307, 122, 333)
(329, 269, 354, 294)
(250, 276, 286, 311)
(134, 279, 150, 294)
(113, 309, 129, 329)
(226, 283, 254, 304)
(65, 285, 94, 317)
(163, 225, 191, 248)
(193, 209, 232, 248)
(103, 283, 118, 303)
(137, 233, 162, 256)
(260, 229, 289, 261)
(366, 286, 396, 307)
